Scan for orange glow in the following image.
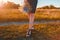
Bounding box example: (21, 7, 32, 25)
(0, 0, 8, 8)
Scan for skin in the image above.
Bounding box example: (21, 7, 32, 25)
(28, 13, 34, 29)
(24, 0, 37, 36)
(24, 0, 35, 30)
(26, 13, 35, 37)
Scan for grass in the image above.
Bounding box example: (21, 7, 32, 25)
(0, 9, 60, 22)
(0, 23, 60, 40)
(0, 9, 60, 40)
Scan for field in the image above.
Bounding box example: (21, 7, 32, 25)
(0, 9, 60, 22)
(0, 23, 60, 40)
(0, 9, 60, 40)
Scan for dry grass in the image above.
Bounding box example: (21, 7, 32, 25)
(0, 9, 60, 22)
(0, 23, 60, 40)
(0, 9, 60, 40)
(0, 9, 28, 22)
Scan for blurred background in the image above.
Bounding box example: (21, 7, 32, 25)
(0, 0, 60, 40)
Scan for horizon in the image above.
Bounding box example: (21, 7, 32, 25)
(0, 0, 60, 8)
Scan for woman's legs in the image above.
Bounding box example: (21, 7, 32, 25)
(26, 13, 35, 36)
(28, 13, 34, 29)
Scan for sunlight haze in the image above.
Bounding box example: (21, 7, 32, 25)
(0, 0, 60, 8)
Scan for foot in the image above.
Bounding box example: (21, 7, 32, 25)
(26, 29, 31, 37)
(26, 27, 34, 37)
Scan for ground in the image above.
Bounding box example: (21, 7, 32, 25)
(0, 23, 60, 40)
(0, 9, 60, 40)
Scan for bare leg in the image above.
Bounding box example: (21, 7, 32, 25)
(26, 13, 35, 37)
(28, 13, 34, 29)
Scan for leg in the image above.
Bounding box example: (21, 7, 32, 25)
(28, 13, 34, 29)
(26, 13, 35, 37)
